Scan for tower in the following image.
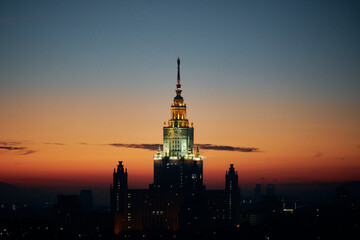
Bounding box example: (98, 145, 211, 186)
(112, 59, 207, 235)
(225, 164, 240, 224)
(79, 189, 93, 212)
(152, 58, 204, 194)
(254, 184, 262, 202)
(110, 161, 128, 234)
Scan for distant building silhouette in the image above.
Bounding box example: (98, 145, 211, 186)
(254, 184, 261, 202)
(225, 164, 240, 223)
(55, 195, 81, 233)
(80, 189, 93, 212)
(110, 161, 129, 234)
(265, 184, 275, 195)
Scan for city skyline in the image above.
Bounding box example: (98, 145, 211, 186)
(1, 1, 360, 204)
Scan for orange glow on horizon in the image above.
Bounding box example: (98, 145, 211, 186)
(1, 85, 359, 191)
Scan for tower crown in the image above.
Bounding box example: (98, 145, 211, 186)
(159, 58, 200, 159)
(167, 58, 189, 128)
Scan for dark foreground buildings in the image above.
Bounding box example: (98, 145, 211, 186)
(110, 58, 241, 237)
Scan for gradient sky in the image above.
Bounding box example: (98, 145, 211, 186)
(1, 1, 360, 201)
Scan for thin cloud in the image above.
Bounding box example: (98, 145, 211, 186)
(314, 152, 323, 158)
(108, 143, 259, 152)
(0, 146, 25, 151)
(110, 143, 159, 151)
(197, 144, 258, 152)
(20, 150, 37, 155)
(0, 143, 36, 155)
(0, 141, 22, 145)
(44, 142, 65, 145)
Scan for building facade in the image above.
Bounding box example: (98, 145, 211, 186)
(111, 59, 240, 235)
(152, 58, 204, 195)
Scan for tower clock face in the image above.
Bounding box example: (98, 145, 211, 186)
(191, 174, 197, 179)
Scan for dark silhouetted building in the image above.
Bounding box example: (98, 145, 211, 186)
(110, 161, 129, 234)
(55, 195, 82, 233)
(254, 184, 261, 202)
(225, 164, 240, 224)
(80, 189, 93, 212)
(265, 184, 275, 196)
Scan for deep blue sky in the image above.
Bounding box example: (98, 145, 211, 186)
(1, 0, 359, 102)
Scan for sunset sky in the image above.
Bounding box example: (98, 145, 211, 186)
(1, 1, 360, 202)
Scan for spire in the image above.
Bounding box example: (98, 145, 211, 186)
(177, 57, 180, 84)
(175, 58, 182, 99)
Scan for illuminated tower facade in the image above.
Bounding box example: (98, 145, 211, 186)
(163, 58, 194, 158)
(111, 59, 245, 235)
(152, 58, 204, 194)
